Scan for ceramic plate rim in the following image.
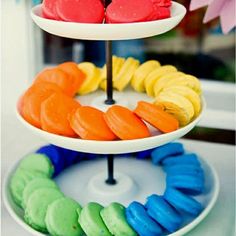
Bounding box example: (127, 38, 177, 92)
(3, 154, 219, 236)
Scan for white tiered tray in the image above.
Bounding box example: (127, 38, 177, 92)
(3, 153, 219, 236)
(16, 90, 206, 154)
(31, 2, 186, 40)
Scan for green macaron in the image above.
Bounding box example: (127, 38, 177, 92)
(24, 187, 64, 232)
(45, 197, 84, 236)
(19, 153, 54, 178)
(22, 177, 58, 209)
(10, 168, 47, 207)
(79, 202, 111, 236)
(101, 202, 137, 236)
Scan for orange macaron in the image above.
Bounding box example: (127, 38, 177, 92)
(104, 105, 151, 140)
(21, 82, 62, 128)
(69, 106, 117, 141)
(134, 101, 179, 133)
(41, 92, 81, 137)
(34, 67, 79, 97)
(58, 61, 86, 96)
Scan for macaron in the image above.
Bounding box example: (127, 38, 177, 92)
(106, 0, 155, 23)
(42, 0, 60, 20)
(45, 197, 84, 236)
(34, 67, 76, 97)
(147, 4, 171, 21)
(24, 188, 64, 232)
(134, 101, 179, 133)
(162, 153, 200, 166)
(113, 57, 140, 91)
(154, 91, 195, 126)
(131, 60, 160, 92)
(164, 164, 204, 177)
(101, 202, 137, 236)
(152, 0, 172, 7)
(36, 145, 65, 176)
(145, 194, 182, 233)
(104, 105, 150, 140)
(58, 61, 86, 96)
(78, 202, 111, 236)
(41, 92, 81, 137)
(151, 142, 184, 165)
(59, 147, 83, 167)
(21, 82, 62, 128)
(19, 153, 54, 178)
(10, 169, 47, 207)
(136, 149, 154, 159)
(164, 188, 203, 216)
(166, 174, 204, 195)
(77, 62, 103, 95)
(56, 0, 105, 23)
(144, 65, 177, 97)
(69, 106, 117, 141)
(126, 201, 162, 236)
(22, 177, 58, 209)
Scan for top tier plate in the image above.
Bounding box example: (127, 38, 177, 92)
(31, 2, 186, 40)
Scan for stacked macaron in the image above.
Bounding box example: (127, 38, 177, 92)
(20, 62, 85, 132)
(10, 145, 88, 235)
(100, 56, 202, 126)
(126, 142, 204, 235)
(42, 0, 171, 23)
(10, 142, 204, 236)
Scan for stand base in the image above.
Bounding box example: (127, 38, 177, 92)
(88, 172, 137, 203)
(91, 94, 129, 112)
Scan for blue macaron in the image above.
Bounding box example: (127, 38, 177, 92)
(136, 149, 153, 159)
(164, 188, 203, 216)
(126, 201, 162, 236)
(151, 143, 184, 165)
(166, 174, 204, 195)
(58, 147, 83, 168)
(164, 164, 204, 177)
(36, 145, 65, 176)
(162, 153, 200, 167)
(145, 194, 182, 233)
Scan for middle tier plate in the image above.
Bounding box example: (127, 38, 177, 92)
(16, 90, 205, 154)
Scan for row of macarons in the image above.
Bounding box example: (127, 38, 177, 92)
(20, 76, 180, 140)
(10, 142, 205, 235)
(35, 57, 202, 127)
(42, 0, 171, 23)
(85, 56, 202, 126)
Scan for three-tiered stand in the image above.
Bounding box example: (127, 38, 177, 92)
(4, 1, 219, 235)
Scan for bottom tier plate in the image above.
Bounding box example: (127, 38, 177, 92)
(3, 153, 219, 236)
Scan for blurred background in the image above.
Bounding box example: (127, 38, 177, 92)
(2, 0, 235, 142)
(40, 1, 235, 83)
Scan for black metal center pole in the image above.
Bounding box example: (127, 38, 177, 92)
(105, 40, 115, 105)
(105, 154, 116, 185)
(104, 2, 115, 184)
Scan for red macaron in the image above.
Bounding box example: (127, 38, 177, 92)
(42, 0, 60, 20)
(106, 0, 155, 23)
(56, 0, 105, 23)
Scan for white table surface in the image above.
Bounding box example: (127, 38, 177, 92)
(1, 114, 235, 236)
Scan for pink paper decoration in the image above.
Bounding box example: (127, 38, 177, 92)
(190, 0, 236, 34)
